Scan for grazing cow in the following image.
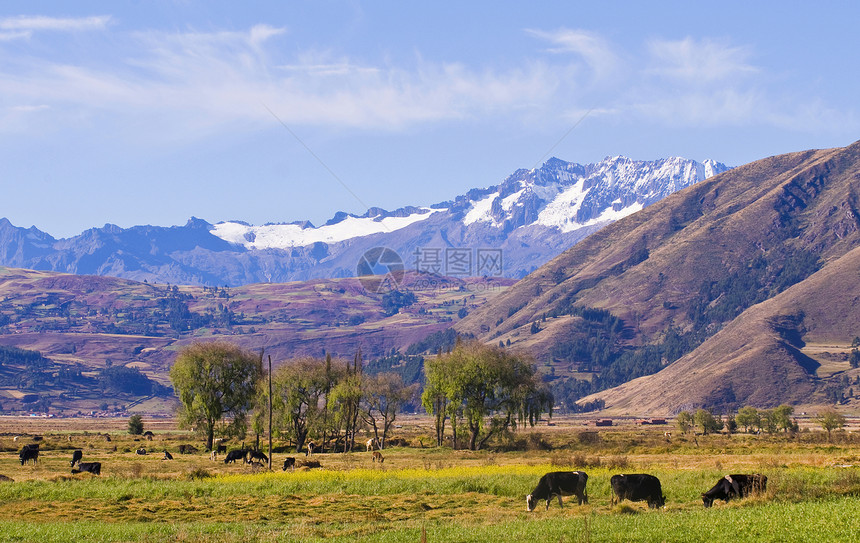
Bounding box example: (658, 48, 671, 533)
(70, 449, 83, 467)
(178, 444, 199, 454)
(72, 462, 101, 475)
(283, 457, 296, 471)
(224, 449, 248, 464)
(372, 451, 384, 463)
(162, 450, 173, 460)
(19, 444, 39, 465)
(610, 474, 665, 509)
(702, 474, 767, 507)
(248, 450, 268, 463)
(526, 471, 588, 511)
(212, 438, 227, 454)
(306, 440, 316, 456)
(136, 448, 147, 455)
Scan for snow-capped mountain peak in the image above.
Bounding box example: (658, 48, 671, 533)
(0, 154, 729, 285)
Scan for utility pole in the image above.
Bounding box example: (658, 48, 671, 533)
(268, 354, 273, 471)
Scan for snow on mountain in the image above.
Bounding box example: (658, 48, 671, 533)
(213, 208, 438, 249)
(0, 154, 729, 286)
(459, 155, 727, 234)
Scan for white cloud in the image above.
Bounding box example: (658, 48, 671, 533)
(0, 21, 851, 143)
(646, 37, 757, 84)
(0, 15, 111, 39)
(526, 28, 619, 81)
(0, 23, 562, 139)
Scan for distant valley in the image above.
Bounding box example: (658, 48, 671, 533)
(0, 267, 511, 414)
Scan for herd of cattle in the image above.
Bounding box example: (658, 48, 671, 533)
(13, 438, 350, 477)
(526, 470, 767, 510)
(16, 440, 766, 510)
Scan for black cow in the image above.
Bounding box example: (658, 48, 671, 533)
(283, 457, 296, 471)
(136, 448, 147, 455)
(178, 444, 198, 454)
(162, 450, 174, 460)
(526, 471, 588, 511)
(224, 449, 248, 464)
(70, 449, 83, 467)
(19, 444, 39, 465)
(248, 450, 268, 463)
(610, 474, 665, 509)
(71, 461, 101, 475)
(702, 474, 767, 507)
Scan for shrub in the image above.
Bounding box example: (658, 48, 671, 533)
(128, 414, 144, 435)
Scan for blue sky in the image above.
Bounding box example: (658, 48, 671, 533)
(1, 1, 857, 238)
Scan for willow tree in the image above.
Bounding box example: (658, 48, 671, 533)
(170, 341, 263, 450)
(423, 340, 552, 450)
(271, 356, 337, 453)
(361, 372, 414, 449)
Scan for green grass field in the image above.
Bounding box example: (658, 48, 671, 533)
(1, 419, 860, 542)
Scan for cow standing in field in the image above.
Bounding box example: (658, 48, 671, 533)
(306, 441, 316, 456)
(247, 450, 268, 464)
(224, 449, 248, 464)
(283, 457, 296, 471)
(162, 450, 173, 460)
(71, 462, 101, 475)
(70, 449, 83, 467)
(371, 451, 384, 463)
(702, 474, 767, 507)
(526, 471, 588, 511)
(610, 474, 665, 509)
(19, 444, 39, 465)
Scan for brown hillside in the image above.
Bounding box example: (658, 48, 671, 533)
(0, 267, 512, 414)
(456, 140, 860, 410)
(580, 244, 860, 415)
(459, 142, 860, 339)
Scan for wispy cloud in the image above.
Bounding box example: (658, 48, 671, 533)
(0, 23, 560, 140)
(646, 37, 757, 84)
(0, 20, 852, 143)
(526, 28, 619, 81)
(0, 15, 111, 40)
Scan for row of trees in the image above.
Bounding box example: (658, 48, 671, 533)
(169, 339, 553, 453)
(677, 404, 847, 440)
(170, 342, 415, 452)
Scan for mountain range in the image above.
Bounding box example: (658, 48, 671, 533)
(456, 140, 860, 415)
(0, 156, 728, 286)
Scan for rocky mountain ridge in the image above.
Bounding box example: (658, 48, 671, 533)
(0, 156, 727, 286)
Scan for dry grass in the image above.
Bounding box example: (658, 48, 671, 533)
(2, 415, 860, 542)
